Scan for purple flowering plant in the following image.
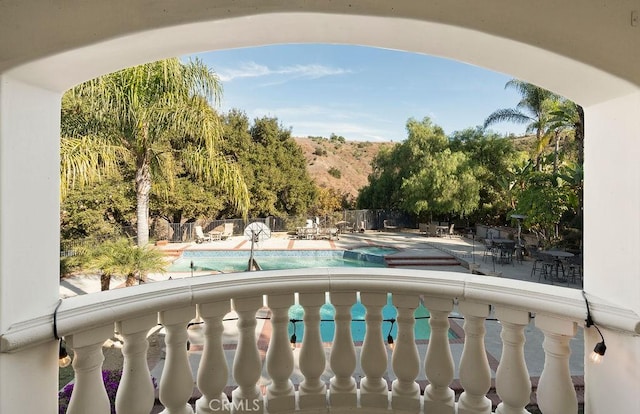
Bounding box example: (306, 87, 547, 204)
(59, 369, 157, 414)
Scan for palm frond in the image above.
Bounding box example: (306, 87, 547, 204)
(484, 108, 533, 128)
(60, 136, 129, 199)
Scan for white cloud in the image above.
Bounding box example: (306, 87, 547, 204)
(218, 62, 353, 82)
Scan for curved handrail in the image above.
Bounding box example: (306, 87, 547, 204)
(2, 268, 639, 352)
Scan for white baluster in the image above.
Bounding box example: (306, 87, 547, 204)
(65, 324, 114, 414)
(159, 306, 196, 414)
(298, 292, 328, 410)
(115, 314, 158, 414)
(423, 297, 455, 414)
(231, 297, 264, 414)
(196, 301, 231, 414)
(360, 292, 390, 409)
(535, 315, 578, 414)
(390, 294, 420, 412)
(457, 301, 492, 414)
(495, 307, 532, 414)
(265, 294, 295, 412)
(329, 291, 357, 407)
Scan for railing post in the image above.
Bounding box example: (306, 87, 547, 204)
(158, 306, 196, 414)
(65, 324, 114, 414)
(195, 301, 231, 414)
(494, 306, 532, 414)
(115, 314, 158, 414)
(265, 294, 295, 413)
(423, 296, 455, 414)
(535, 315, 578, 414)
(231, 296, 264, 414)
(360, 292, 390, 409)
(329, 291, 357, 408)
(298, 292, 328, 410)
(390, 294, 420, 412)
(457, 300, 492, 414)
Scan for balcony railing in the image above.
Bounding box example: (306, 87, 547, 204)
(2, 268, 639, 414)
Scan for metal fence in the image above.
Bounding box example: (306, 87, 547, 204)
(61, 209, 417, 255)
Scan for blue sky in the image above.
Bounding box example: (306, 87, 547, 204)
(186, 44, 527, 142)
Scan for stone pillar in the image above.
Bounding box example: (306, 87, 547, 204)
(535, 315, 578, 414)
(329, 291, 357, 407)
(457, 301, 492, 414)
(298, 292, 328, 410)
(65, 324, 115, 414)
(158, 306, 196, 414)
(423, 297, 455, 414)
(494, 307, 532, 414)
(231, 297, 264, 414)
(265, 294, 295, 413)
(390, 294, 420, 412)
(360, 292, 390, 408)
(196, 301, 231, 414)
(115, 314, 158, 414)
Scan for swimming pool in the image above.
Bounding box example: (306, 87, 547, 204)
(287, 295, 455, 342)
(168, 248, 394, 273)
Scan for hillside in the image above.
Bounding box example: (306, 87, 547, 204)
(294, 137, 394, 201)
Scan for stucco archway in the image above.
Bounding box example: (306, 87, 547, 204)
(1, 3, 639, 413)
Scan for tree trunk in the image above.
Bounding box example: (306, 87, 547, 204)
(553, 132, 560, 175)
(135, 159, 152, 247)
(125, 273, 137, 287)
(100, 273, 111, 291)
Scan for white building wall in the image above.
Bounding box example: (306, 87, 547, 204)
(0, 76, 61, 411)
(583, 92, 640, 413)
(0, 2, 639, 413)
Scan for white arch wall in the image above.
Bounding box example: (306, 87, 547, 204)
(0, 2, 639, 413)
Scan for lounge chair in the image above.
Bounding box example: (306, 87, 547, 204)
(210, 222, 234, 240)
(383, 219, 399, 231)
(194, 225, 213, 243)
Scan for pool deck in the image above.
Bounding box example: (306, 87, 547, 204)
(59, 230, 584, 410)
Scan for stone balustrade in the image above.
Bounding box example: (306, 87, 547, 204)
(2, 268, 640, 414)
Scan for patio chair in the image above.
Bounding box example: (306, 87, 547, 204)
(482, 239, 494, 262)
(497, 241, 516, 265)
(209, 222, 234, 240)
(447, 223, 455, 238)
(383, 219, 399, 231)
(529, 246, 554, 281)
(194, 225, 212, 243)
(220, 223, 234, 240)
(564, 254, 583, 286)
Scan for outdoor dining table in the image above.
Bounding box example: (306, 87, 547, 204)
(435, 225, 449, 236)
(486, 238, 517, 265)
(540, 250, 575, 281)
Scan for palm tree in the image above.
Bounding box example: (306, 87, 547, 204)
(88, 238, 167, 289)
(484, 79, 561, 170)
(61, 58, 249, 246)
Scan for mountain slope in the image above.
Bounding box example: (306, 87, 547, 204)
(294, 137, 393, 200)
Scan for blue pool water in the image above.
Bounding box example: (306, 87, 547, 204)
(287, 295, 455, 342)
(168, 249, 393, 273)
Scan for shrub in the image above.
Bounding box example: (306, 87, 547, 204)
(328, 167, 342, 179)
(313, 146, 327, 156)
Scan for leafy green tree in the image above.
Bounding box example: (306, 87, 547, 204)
(60, 58, 249, 246)
(449, 127, 526, 223)
(358, 117, 480, 220)
(61, 177, 135, 241)
(220, 112, 317, 218)
(516, 172, 578, 243)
